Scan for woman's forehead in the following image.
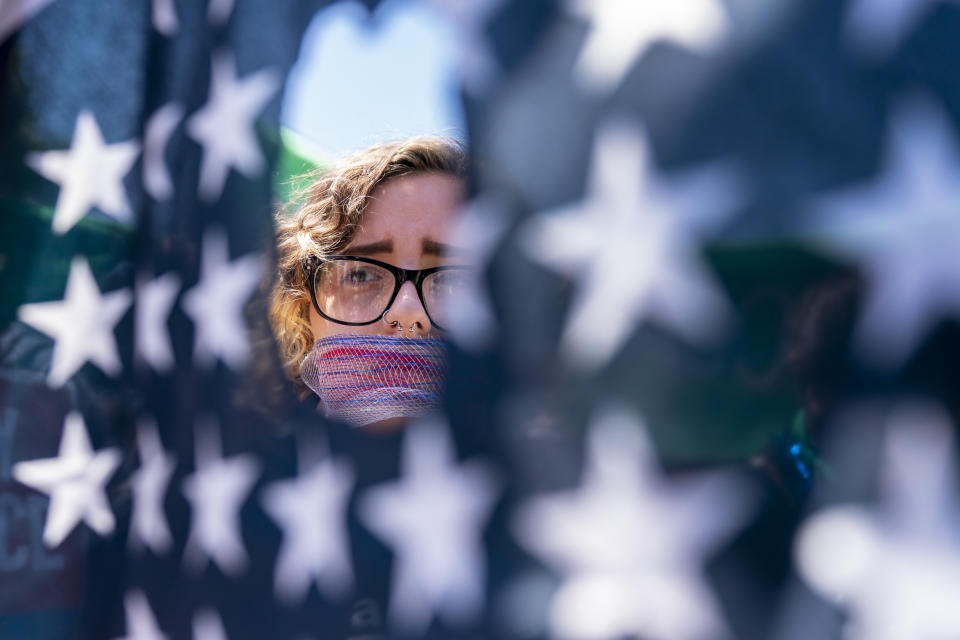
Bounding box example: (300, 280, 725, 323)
(353, 173, 464, 241)
(369, 172, 464, 210)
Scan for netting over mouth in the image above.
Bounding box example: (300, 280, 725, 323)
(299, 334, 449, 427)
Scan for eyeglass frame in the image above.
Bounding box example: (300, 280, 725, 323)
(305, 255, 470, 331)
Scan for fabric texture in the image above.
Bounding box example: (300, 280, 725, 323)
(300, 334, 449, 427)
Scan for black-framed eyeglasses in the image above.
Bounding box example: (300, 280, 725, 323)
(306, 255, 473, 331)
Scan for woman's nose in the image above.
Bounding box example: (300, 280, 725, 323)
(383, 281, 432, 336)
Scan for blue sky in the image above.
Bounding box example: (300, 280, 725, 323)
(280, 0, 467, 162)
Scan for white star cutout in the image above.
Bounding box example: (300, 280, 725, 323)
(143, 102, 183, 201)
(207, 0, 235, 26)
(26, 110, 140, 234)
(795, 402, 960, 640)
(12, 411, 121, 548)
(845, 0, 955, 58)
(520, 119, 741, 371)
(185, 50, 279, 202)
(567, 0, 730, 93)
(17, 256, 132, 388)
(182, 419, 260, 577)
(150, 0, 178, 36)
(805, 96, 960, 369)
(192, 608, 228, 640)
(512, 405, 753, 640)
(116, 589, 168, 640)
(357, 416, 499, 633)
(427, 0, 505, 95)
(261, 448, 355, 604)
(129, 418, 176, 555)
(135, 271, 180, 374)
(181, 227, 263, 371)
(444, 195, 510, 353)
(0, 0, 56, 44)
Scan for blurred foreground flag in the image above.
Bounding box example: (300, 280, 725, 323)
(2, 1, 960, 640)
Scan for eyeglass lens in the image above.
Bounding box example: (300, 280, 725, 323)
(314, 260, 470, 327)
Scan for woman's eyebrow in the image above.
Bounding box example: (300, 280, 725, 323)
(344, 240, 393, 255)
(422, 238, 468, 257)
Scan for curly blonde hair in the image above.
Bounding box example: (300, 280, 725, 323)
(270, 136, 467, 395)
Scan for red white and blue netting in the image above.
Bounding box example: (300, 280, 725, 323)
(299, 334, 448, 427)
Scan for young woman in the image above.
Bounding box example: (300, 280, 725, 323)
(271, 136, 468, 429)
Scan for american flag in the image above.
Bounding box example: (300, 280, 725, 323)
(3, 0, 960, 639)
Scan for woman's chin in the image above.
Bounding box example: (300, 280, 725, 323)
(359, 416, 409, 433)
(323, 387, 440, 430)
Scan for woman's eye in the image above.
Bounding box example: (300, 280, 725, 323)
(434, 269, 470, 289)
(343, 268, 380, 285)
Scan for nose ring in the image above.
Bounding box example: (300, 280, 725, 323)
(382, 309, 397, 328)
(382, 309, 417, 333)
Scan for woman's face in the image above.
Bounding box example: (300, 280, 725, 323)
(308, 171, 466, 341)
